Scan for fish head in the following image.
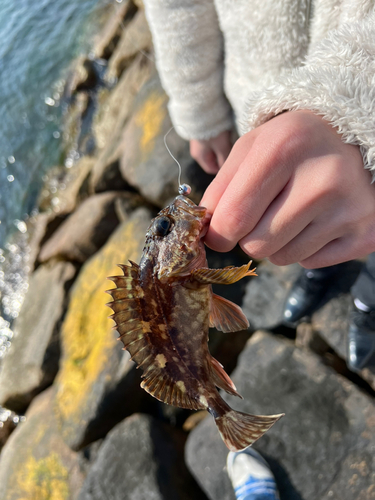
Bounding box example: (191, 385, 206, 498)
(141, 195, 211, 281)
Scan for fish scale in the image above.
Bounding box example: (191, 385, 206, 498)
(107, 194, 284, 451)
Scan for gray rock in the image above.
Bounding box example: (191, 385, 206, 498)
(186, 331, 375, 500)
(0, 261, 76, 412)
(38, 191, 123, 263)
(106, 8, 152, 80)
(0, 388, 84, 500)
(92, 53, 154, 154)
(119, 75, 214, 208)
(39, 157, 95, 216)
(242, 261, 301, 330)
(78, 414, 207, 500)
(93, 0, 136, 60)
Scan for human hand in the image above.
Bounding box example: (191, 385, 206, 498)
(201, 111, 375, 268)
(190, 130, 232, 174)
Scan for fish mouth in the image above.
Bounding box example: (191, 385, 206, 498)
(174, 195, 212, 238)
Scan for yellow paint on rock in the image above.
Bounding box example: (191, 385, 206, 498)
(134, 91, 167, 160)
(54, 211, 150, 427)
(13, 453, 69, 500)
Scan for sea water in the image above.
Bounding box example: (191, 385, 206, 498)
(0, 0, 110, 358)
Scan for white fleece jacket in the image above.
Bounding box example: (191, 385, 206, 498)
(144, 0, 375, 177)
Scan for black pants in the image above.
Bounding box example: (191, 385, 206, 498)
(307, 253, 375, 308)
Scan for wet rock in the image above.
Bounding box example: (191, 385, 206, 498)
(0, 408, 18, 452)
(93, 0, 137, 60)
(39, 157, 95, 216)
(106, 8, 152, 80)
(66, 56, 99, 98)
(38, 191, 123, 263)
(242, 261, 301, 330)
(62, 92, 91, 154)
(119, 75, 214, 208)
(186, 331, 375, 500)
(53, 208, 154, 450)
(0, 388, 84, 500)
(0, 261, 76, 412)
(78, 413, 207, 500)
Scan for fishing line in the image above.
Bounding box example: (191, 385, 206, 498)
(163, 126, 191, 196)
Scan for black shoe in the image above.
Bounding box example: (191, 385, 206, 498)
(347, 301, 375, 373)
(283, 269, 335, 326)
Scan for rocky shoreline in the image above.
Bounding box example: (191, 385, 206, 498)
(0, 1, 374, 499)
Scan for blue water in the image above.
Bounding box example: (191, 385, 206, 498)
(0, 0, 110, 357)
(0, 0, 108, 247)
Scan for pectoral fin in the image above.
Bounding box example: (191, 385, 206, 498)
(210, 293, 249, 332)
(192, 261, 257, 285)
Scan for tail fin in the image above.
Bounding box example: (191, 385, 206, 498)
(215, 410, 284, 451)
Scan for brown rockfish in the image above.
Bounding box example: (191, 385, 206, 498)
(107, 195, 283, 451)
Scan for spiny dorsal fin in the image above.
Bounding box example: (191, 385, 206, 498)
(210, 356, 243, 399)
(107, 261, 152, 360)
(209, 293, 249, 332)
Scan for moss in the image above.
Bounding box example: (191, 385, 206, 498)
(13, 453, 69, 500)
(134, 90, 167, 160)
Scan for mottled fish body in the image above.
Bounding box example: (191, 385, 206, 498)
(107, 195, 283, 451)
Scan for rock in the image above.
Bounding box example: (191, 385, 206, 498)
(65, 56, 99, 98)
(0, 408, 18, 452)
(53, 208, 155, 450)
(39, 157, 95, 216)
(26, 212, 53, 272)
(295, 321, 330, 356)
(93, 0, 137, 60)
(92, 52, 154, 155)
(0, 261, 76, 412)
(119, 75, 214, 208)
(186, 331, 375, 500)
(106, 9, 152, 80)
(38, 191, 123, 263)
(0, 388, 84, 500)
(78, 414, 207, 500)
(242, 261, 301, 330)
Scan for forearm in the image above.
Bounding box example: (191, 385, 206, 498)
(144, 0, 233, 140)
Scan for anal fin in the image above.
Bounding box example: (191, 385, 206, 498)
(210, 357, 242, 398)
(210, 293, 249, 332)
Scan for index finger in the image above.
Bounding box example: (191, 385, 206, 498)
(202, 129, 293, 252)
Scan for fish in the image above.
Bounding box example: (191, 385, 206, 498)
(107, 194, 284, 451)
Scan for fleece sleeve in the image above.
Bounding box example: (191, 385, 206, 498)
(143, 0, 233, 140)
(243, 13, 375, 178)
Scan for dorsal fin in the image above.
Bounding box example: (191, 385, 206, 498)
(209, 293, 249, 332)
(210, 356, 243, 398)
(107, 261, 152, 362)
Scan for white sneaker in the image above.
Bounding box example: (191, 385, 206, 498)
(227, 448, 280, 500)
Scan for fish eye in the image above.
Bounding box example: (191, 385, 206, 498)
(153, 216, 172, 237)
